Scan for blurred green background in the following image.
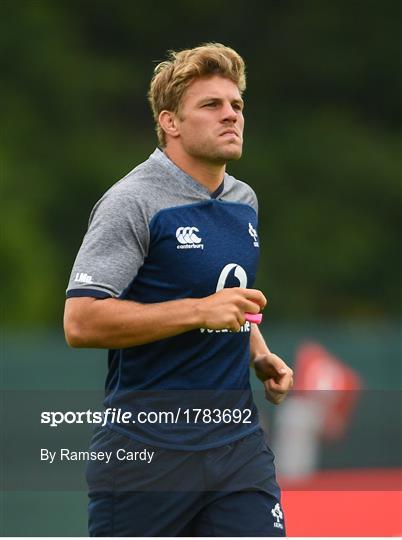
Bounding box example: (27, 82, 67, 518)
(1, 0, 401, 536)
(2, 0, 401, 325)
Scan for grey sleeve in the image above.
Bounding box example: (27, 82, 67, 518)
(66, 186, 149, 298)
(248, 188, 259, 216)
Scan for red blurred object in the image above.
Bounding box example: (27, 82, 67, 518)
(282, 468, 402, 536)
(294, 342, 362, 440)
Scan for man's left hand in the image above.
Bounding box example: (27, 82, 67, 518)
(253, 353, 294, 405)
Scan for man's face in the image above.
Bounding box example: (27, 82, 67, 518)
(175, 75, 245, 164)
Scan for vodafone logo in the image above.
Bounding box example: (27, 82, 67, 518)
(216, 263, 248, 291)
(176, 226, 204, 250)
(200, 263, 251, 334)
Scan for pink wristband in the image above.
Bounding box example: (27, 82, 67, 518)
(245, 313, 263, 324)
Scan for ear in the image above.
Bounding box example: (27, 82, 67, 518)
(158, 110, 180, 140)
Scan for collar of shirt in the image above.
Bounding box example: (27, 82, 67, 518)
(151, 147, 225, 199)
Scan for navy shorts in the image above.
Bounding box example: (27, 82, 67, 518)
(86, 427, 286, 536)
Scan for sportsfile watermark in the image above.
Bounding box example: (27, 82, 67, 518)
(3, 390, 402, 492)
(40, 407, 253, 427)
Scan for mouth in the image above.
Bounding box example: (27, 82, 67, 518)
(220, 130, 240, 138)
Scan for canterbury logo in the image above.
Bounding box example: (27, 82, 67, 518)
(176, 227, 204, 250)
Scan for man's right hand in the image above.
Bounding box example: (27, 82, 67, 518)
(195, 288, 267, 332)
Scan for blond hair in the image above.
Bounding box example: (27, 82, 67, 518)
(148, 43, 246, 146)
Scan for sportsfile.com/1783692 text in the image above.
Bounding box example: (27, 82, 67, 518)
(40, 407, 253, 427)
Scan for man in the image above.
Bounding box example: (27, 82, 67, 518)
(64, 43, 293, 536)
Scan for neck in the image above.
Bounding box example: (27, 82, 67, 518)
(163, 145, 225, 192)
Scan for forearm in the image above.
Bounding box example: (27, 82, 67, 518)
(249, 324, 294, 403)
(64, 296, 202, 349)
(250, 324, 271, 364)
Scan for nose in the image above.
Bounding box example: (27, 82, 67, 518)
(221, 102, 238, 123)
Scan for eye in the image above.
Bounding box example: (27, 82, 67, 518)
(203, 102, 217, 108)
(233, 102, 243, 111)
